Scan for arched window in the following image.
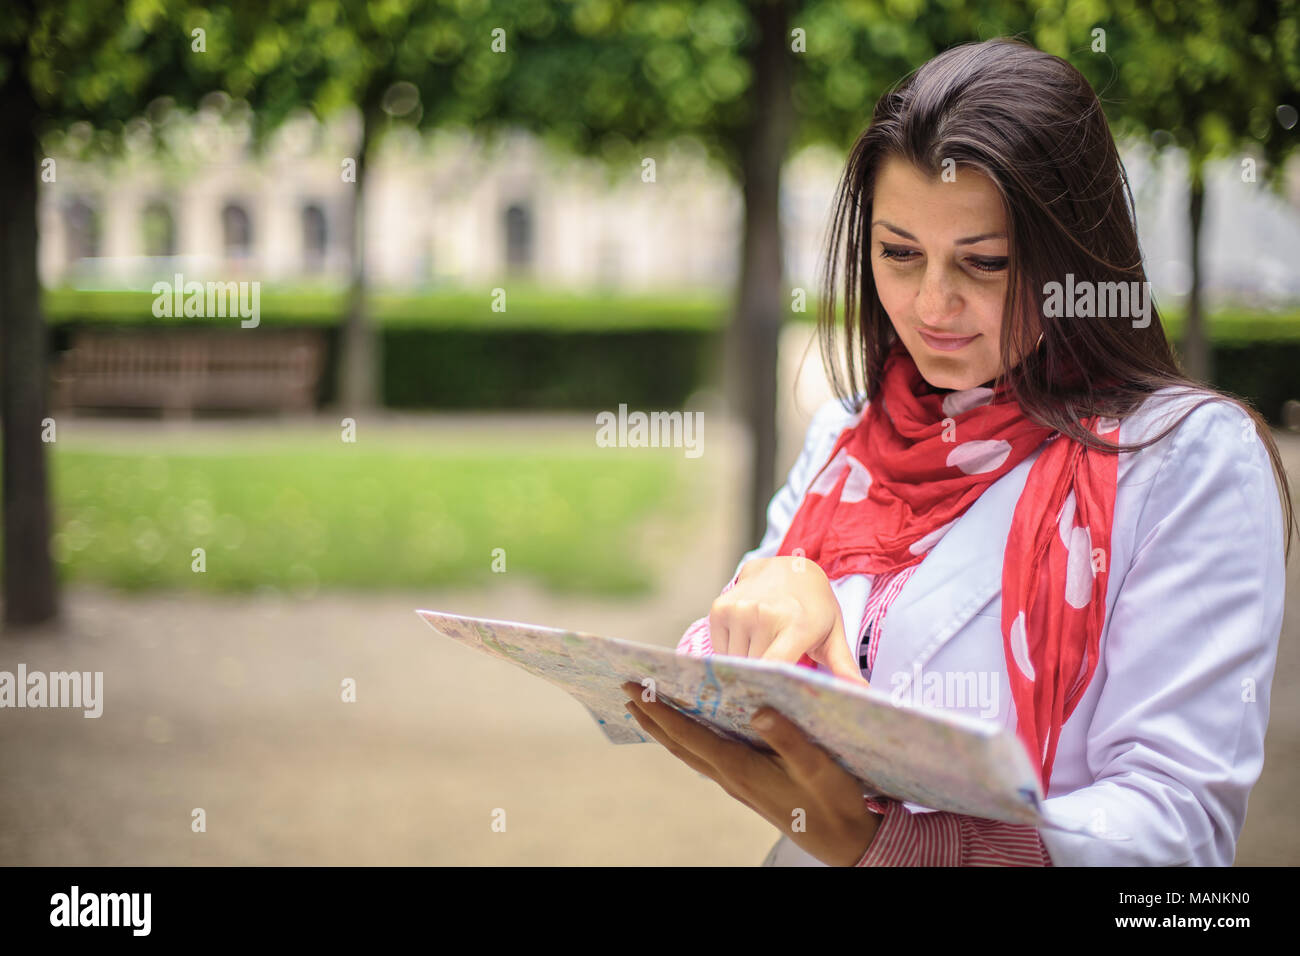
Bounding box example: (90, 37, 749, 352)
(302, 203, 327, 272)
(141, 200, 176, 257)
(64, 197, 101, 263)
(221, 202, 253, 259)
(504, 202, 533, 272)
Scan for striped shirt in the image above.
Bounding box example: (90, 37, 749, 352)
(676, 564, 1054, 867)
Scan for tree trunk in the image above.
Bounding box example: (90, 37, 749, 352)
(339, 103, 381, 414)
(725, 0, 793, 548)
(0, 65, 60, 629)
(1182, 162, 1212, 383)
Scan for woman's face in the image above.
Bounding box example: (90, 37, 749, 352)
(870, 155, 1029, 390)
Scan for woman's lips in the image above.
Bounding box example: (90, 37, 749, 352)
(918, 330, 980, 352)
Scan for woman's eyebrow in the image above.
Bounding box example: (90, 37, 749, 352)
(871, 220, 1006, 245)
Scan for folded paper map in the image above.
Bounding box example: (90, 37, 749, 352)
(416, 607, 1099, 833)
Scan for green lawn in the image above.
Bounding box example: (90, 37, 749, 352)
(44, 432, 685, 595)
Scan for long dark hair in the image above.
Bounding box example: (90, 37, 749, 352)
(817, 37, 1295, 560)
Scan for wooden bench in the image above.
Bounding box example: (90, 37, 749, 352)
(52, 328, 326, 415)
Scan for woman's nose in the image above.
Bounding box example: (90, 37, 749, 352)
(915, 265, 963, 323)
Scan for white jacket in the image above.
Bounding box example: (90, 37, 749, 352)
(746, 387, 1286, 866)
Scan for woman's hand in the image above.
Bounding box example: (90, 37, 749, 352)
(711, 556, 868, 685)
(621, 681, 882, 866)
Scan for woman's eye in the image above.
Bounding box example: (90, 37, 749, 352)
(967, 256, 1008, 273)
(878, 246, 1007, 274)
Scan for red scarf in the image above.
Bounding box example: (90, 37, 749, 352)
(777, 340, 1118, 793)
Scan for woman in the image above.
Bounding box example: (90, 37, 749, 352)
(621, 37, 1295, 866)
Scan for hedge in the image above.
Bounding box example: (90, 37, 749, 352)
(41, 288, 1300, 421)
(42, 287, 1300, 340)
(42, 285, 726, 331)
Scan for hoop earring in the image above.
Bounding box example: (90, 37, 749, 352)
(1035, 332, 1045, 351)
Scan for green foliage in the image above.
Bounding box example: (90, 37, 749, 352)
(788, 0, 1036, 151)
(491, 0, 1046, 169)
(13, 0, 284, 143)
(1032, 0, 1300, 180)
(8, 0, 512, 161)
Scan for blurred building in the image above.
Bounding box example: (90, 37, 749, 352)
(37, 113, 769, 292)
(36, 110, 1300, 304)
